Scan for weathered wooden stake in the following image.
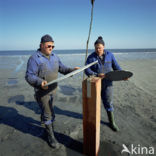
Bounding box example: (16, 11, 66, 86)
(82, 77, 101, 156)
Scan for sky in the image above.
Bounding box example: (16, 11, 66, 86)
(0, 0, 156, 50)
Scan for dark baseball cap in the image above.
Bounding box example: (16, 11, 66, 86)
(41, 34, 54, 43)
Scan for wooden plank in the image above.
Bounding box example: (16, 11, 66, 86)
(82, 77, 101, 156)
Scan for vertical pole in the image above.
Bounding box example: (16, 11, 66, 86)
(83, 1, 95, 80)
(82, 77, 101, 156)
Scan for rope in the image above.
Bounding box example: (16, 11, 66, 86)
(83, 0, 95, 80)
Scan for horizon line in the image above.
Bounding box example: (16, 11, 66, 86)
(0, 48, 156, 51)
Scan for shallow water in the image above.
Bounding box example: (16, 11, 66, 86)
(7, 78, 18, 85)
(0, 51, 156, 87)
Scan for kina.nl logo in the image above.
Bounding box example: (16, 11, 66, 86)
(121, 144, 155, 155)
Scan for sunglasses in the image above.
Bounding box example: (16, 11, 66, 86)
(46, 45, 55, 49)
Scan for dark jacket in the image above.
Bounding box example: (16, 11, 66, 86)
(25, 50, 74, 95)
(85, 50, 121, 86)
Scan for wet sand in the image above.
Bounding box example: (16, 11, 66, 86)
(0, 55, 156, 156)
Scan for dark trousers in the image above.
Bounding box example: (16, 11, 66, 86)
(101, 79, 114, 112)
(35, 93, 55, 125)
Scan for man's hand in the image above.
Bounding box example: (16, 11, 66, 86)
(98, 73, 105, 79)
(41, 80, 48, 90)
(73, 67, 80, 70)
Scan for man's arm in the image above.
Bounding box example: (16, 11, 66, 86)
(58, 58, 79, 75)
(25, 57, 43, 88)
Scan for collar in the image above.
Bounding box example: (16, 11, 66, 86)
(37, 50, 54, 57)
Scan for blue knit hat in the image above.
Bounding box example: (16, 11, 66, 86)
(41, 34, 54, 43)
(94, 36, 105, 46)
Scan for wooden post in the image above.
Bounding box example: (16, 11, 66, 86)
(82, 77, 101, 156)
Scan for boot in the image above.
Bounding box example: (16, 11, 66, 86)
(45, 123, 60, 148)
(107, 111, 119, 132)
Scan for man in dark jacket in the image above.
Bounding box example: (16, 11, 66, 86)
(25, 34, 79, 148)
(85, 36, 121, 132)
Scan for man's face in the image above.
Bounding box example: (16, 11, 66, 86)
(95, 43, 104, 56)
(41, 42, 55, 55)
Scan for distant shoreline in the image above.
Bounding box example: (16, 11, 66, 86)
(0, 48, 156, 56)
(0, 48, 156, 52)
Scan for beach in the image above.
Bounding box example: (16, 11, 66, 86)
(0, 51, 156, 156)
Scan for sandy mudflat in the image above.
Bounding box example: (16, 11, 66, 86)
(0, 56, 156, 156)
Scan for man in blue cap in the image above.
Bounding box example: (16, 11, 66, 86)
(85, 36, 121, 132)
(25, 34, 79, 148)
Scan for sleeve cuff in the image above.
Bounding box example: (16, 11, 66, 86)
(36, 78, 43, 87)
